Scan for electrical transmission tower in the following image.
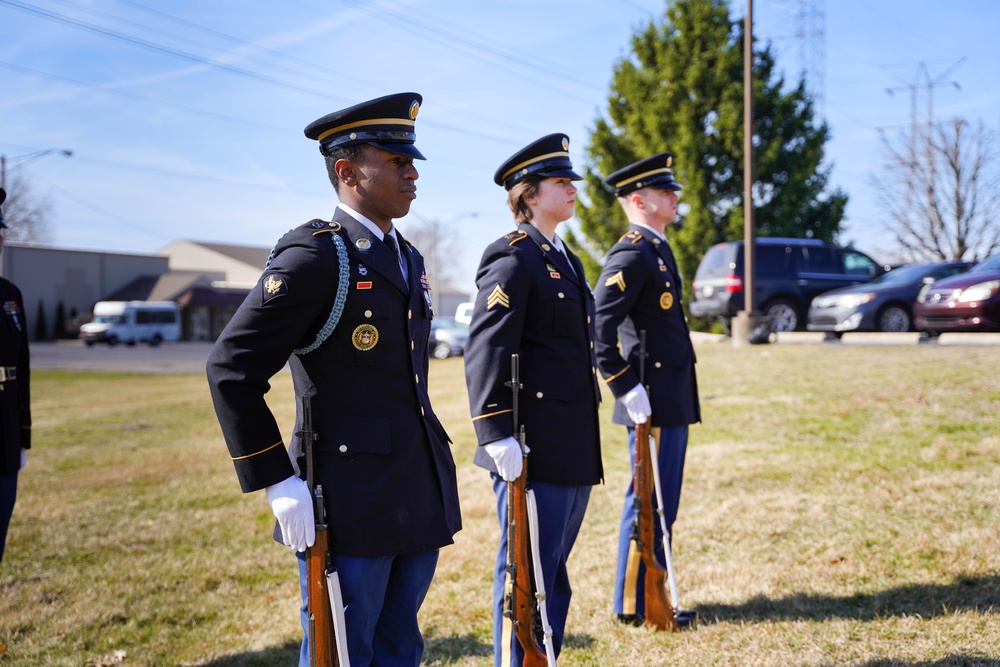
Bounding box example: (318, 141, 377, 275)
(763, 0, 826, 119)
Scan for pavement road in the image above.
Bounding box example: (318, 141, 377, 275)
(30, 332, 1000, 374)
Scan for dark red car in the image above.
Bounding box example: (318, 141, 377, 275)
(914, 253, 1000, 335)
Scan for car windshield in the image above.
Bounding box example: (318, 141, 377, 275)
(867, 264, 935, 284)
(92, 314, 125, 324)
(970, 253, 1000, 273)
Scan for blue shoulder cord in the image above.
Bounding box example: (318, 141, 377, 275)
(265, 224, 350, 355)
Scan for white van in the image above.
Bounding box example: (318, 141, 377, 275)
(79, 301, 182, 347)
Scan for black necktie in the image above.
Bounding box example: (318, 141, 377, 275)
(384, 232, 408, 286)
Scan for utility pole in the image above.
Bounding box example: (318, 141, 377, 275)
(1, 148, 74, 189)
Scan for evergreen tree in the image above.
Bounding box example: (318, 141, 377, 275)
(55, 300, 67, 339)
(574, 0, 847, 288)
(35, 299, 48, 341)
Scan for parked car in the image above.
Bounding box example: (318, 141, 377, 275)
(429, 317, 469, 359)
(807, 261, 974, 336)
(690, 238, 886, 333)
(914, 253, 1000, 335)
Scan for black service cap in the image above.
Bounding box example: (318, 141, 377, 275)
(605, 153, 683, 197)
(494, 133, 582, 190)
(304, 92, 425, 160)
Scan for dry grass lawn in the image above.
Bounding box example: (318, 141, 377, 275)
(1, 342, 998, 666)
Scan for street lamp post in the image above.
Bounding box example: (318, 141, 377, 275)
(0, 148, 74, 189)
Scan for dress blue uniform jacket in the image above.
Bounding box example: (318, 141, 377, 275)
(594, 225, 700, 427)
(465, 223, 603, 487)
(0, 277, 30, 476)
(207, 209, 462, 558)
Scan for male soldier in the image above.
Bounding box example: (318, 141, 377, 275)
(593, 153, 700, 626)
(0, 187, 31, 565)
(206, 93, 461, 667)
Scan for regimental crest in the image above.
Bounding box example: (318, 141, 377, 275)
(487, 284, 510, 310)
(660, 292, 674, 310)
(604, 271, 627, 293)
(352, 323, 379, 351)
(261, 273, 288, 304)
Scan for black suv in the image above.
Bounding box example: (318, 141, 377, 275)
(689, 238, 885, 332)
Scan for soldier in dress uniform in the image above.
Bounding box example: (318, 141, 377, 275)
(464, 134, 603, 666)
(206, 93, 461, 667)
(593, 153, 700, 626)
(0, 187, 31, 565)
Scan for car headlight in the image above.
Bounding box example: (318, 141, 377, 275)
(837, 293, 875, 308)
(956, 280, 1000, 303)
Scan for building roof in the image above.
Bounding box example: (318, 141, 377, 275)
(105, 271, 215, 302)
(183, 241, 271, 268)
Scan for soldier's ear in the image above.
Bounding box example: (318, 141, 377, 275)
(334, 158, 358, 187)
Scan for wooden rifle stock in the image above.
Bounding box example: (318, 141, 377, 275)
(301, 397, 340, 666)
(503, 355, 549, 666)
(633, 332, 678, 632)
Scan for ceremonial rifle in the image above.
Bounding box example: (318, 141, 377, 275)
(632, 331, 679, 632)
(300, 396, 350, 666)
(502, 355, 555, 666)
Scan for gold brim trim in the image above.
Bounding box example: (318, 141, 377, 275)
(317, 117, 416, 142)
(616, 167, 672, 188)
(501, 150, 570, 181)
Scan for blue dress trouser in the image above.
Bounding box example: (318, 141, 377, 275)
(0, 467, 18, 564)
(612, 425, 688, 616)
(490, 474, 591, 667)
(296, 548, 439, 667)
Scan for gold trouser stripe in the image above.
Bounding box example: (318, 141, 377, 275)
(231, 440, 283, 461)
(623, 539, 640, 615)
(472, 408, 512, 422)
(501, 569, 514, 666)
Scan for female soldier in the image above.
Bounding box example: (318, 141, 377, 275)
(464, 134, 603, 666)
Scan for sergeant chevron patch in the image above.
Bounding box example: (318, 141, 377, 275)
(487, 284, 510, 310)
(605, 271, 627, 292)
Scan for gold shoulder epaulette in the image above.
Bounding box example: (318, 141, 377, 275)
(627, 231, 643, 244)
(505, 230, 528, 246)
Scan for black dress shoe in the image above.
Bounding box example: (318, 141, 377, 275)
(615, 613, 644, 626)
(674, 609, 698, 629)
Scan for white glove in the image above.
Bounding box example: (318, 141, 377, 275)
(265, 475, 316, 552)
(484, 436, 525, 481)
(20, 448, 27, 471)
(622, 383, 651, 424)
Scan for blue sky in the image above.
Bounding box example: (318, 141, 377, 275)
(2, 0, 998, 297)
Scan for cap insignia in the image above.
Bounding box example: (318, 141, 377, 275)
(666, 155, 673, 167)
(561, 137, 569, 150)
(409, 100, 420, 120)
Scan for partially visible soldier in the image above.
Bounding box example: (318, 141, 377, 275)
(593, 154, 700, 626)
(206, 93, 461, 667)
(0, 187, 31, 565)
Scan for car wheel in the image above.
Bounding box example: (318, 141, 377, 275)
(432, 342, 451, 359)
(107, 335, 119, 346)
(763, 298, 799, 332)
(876, 305, 911, 332)
(149, 334, 163, 346)
(84, 340, 94, 347)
